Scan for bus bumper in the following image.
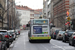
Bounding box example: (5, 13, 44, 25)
(30, 36, 51, 40)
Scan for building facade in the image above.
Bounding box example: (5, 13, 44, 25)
(43, 0, 47, 18)
(16, 5, 42, 27)
(69, 0, 75, 19)
(52, 0, 69, 29)
(30, 10, 34, 19)
(16, 6, 30, 26)
(34, 9, 42, 19)
(47, 0, 51, 19)
(0, 0, 20, 30)
(50, 0, 54, 23)
(43, 0, 51, 21)
(0, 0, 9, 29)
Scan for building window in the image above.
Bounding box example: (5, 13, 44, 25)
(30, 14, 34, 16)
(48, 5, 49, 8)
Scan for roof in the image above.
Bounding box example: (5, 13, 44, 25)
(34, 11, 42, 14)
(0, 30, 7, 31)
(16, 5, 42, 12)
(34, 9, 42, 12)
(16, 6, 29, 10)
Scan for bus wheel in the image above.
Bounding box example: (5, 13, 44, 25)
(47, 40, 50, 43)
(29, 40, 32, 43)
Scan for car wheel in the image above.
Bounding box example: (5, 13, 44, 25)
(62, 37, 66, 42)
(29, 40, 32, 43)
(14, 38, 15, 40)
(56, 36, 58, 40)
(53, 35, 54, 39)
(47, 40, 50, 43)
(7, 43, 9, 48)
(69, 40, 71, 45)
(4, 46, 7, 50)
(71, 41, 74, 46)
(62, 37, 64, 42)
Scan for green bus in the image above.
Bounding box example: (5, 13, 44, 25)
(28, 19, 51, 43)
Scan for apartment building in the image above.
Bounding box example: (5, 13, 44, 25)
(50, 0, 54, 23)
(69, 0, 75, 19)
(34, 9, 42, 19)
(0, 0, 8, 29)
(47, 0, 51, 19)
(53, 0, 69, 29)
(43, 0, 47, 18)
(16, 6, 30, 26)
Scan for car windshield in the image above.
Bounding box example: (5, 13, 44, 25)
(10, 32, 14, 34)
(55, 30, 60, 34)
(68, 31, 75, 33)
(67, 31, 75, 36)
(59, 31, 65, 34)
(0, 31, 7, 35)
(73, 34, 75, 35)
(0, 35, 1, 40)
(8, 32, 11, 35)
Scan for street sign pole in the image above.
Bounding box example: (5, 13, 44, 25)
(66, 11, 71, 30)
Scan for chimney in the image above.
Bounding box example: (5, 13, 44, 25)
(24, 6, 25, 8)
(18, 5, 20, 7)
(21, 5, 23, 7)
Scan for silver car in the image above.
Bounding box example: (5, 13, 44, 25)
(56, 31, 65, 40)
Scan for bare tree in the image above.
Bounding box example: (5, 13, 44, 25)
(14, 11, 21, 29)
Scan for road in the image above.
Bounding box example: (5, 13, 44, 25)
(8, 30, 75, 50)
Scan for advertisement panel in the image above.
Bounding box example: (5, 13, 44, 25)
(33, 26, 42, 34)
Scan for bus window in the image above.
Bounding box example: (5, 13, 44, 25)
(33, 20, 48, 24)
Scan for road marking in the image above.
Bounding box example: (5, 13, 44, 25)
(10, 44, 14, 48)
(41, 44, 49, 50)
(51, 44, 75, 50)
(52, 43, 65, 50)
(24, 33, 26, 50)
(51, 39, 75, 50)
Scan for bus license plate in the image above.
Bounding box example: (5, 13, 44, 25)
(38, 35, 43, 37)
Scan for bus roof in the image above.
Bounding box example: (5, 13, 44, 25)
(30, 19, 49, 21)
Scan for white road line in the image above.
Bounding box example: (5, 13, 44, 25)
(41, 44, 49, 50)
(10, 44, 14, 48)
(24, 34, 26, 50)
(52, 43, 65, 50)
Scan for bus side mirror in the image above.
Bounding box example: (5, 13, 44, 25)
(26, 24, 30, 27)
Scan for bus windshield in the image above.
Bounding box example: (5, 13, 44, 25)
(33, 20, 48, 24)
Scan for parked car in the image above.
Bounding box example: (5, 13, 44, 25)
(10, 30, 16, 40)
(51, 27, 61, 38)
(7, 31, 13, 43)
(56, 31, 65, 40)
(53, 30, 61, 39)
(18, 30, 20, 35)
(0, 30, 10, 48)
(62, 30, 75, 42)
(69, 32, 75, 46)
(0, 34, 7, 50)
(15, 30, 20, 35)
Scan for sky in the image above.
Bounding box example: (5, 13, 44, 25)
(15, 0, 43, 9)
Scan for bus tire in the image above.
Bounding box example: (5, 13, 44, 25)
(29, 40, 33, 43)
(47, 40, 50, 43)
(29, 40, 31, 43)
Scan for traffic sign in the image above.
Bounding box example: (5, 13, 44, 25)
(66, 11, 69, 16)
(67, 17, 71, 21)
